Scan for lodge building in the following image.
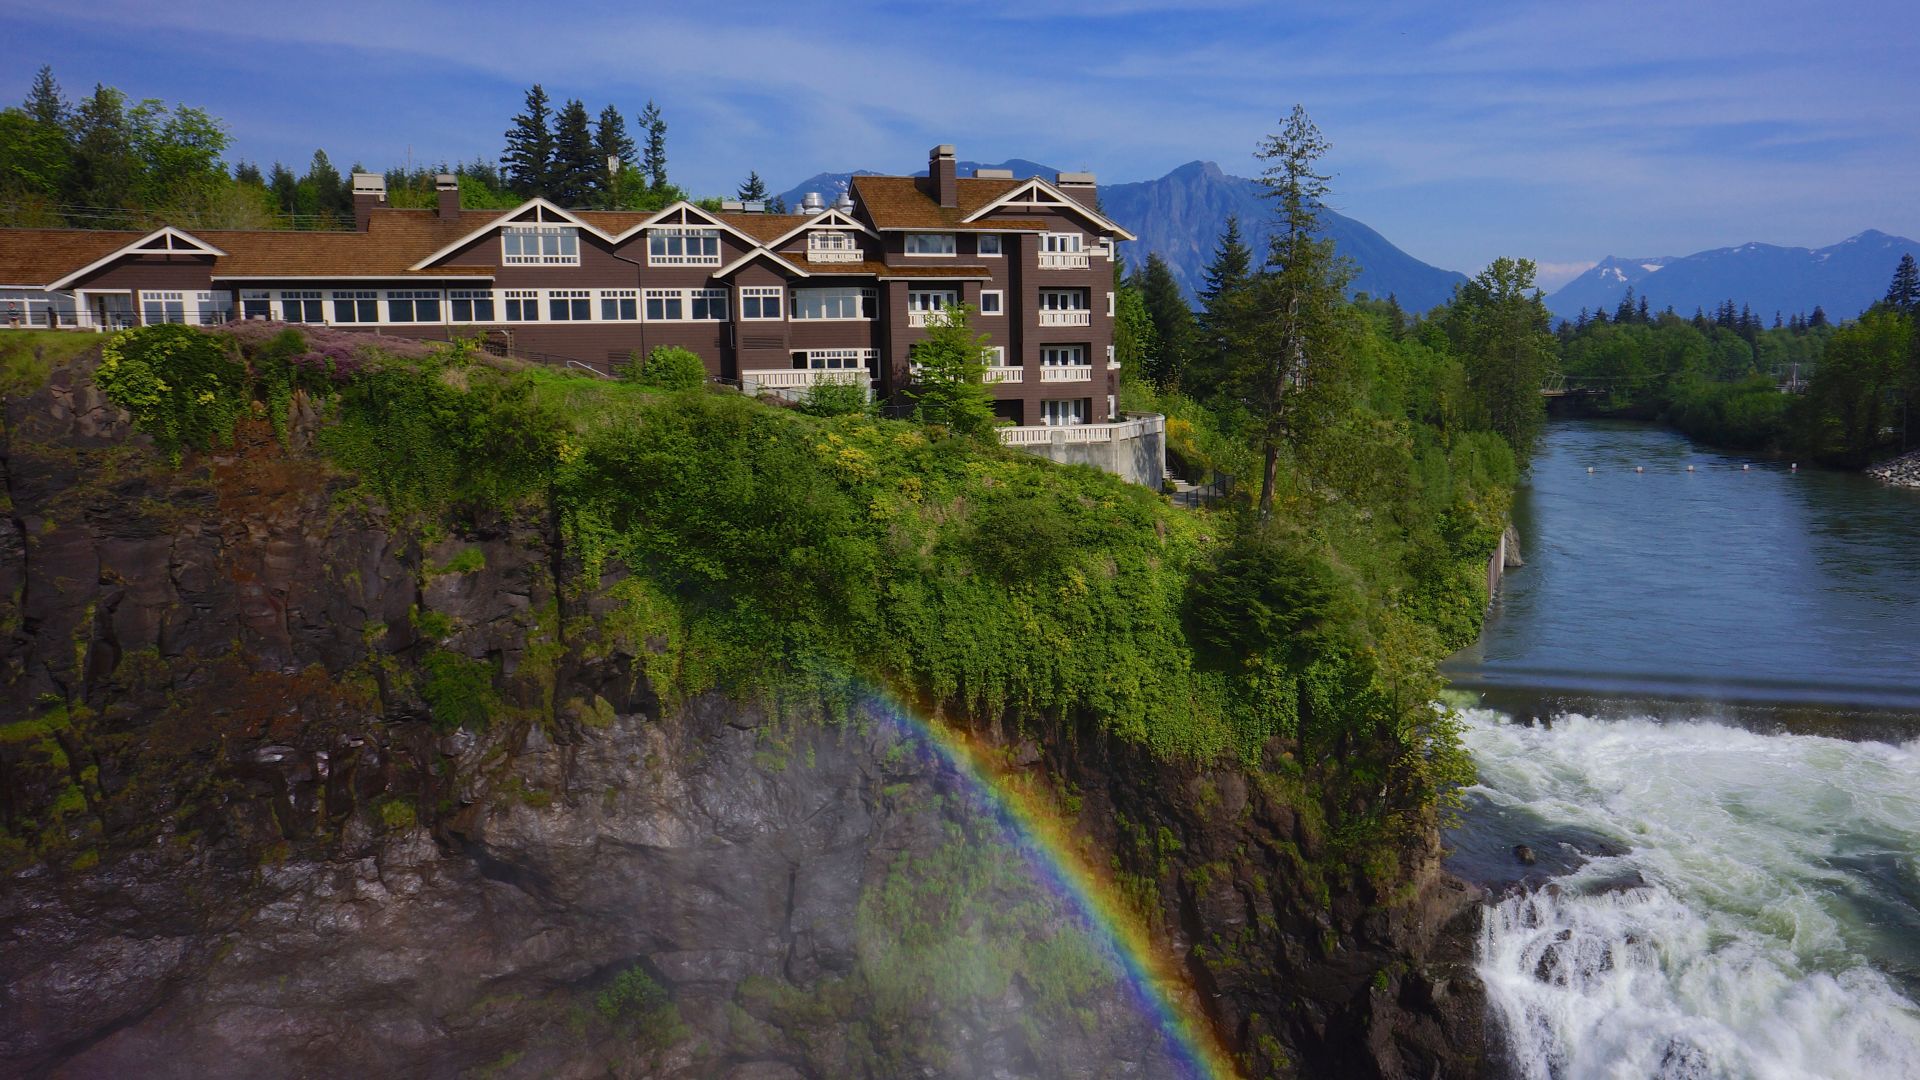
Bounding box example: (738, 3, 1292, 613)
(0, 146, 1142, 432)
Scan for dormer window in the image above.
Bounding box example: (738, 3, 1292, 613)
(904, 233, 956, 257)
(649, 228, 721, 266)
(807, 230, 860, 263)
(977, 234, 1003, 257)
(502, 226, 579, 265)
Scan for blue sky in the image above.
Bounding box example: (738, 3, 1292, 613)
(4, 0, 1917, 288)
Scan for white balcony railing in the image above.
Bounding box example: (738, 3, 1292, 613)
(1038, 310, 1091, 327)
(906, 310, 953, 328)
(984, 367, 1024, 384)
(1040, 364, 1094, 383)
(741, 368, 868, 392)
(806, 249, 862, 263)
(999, 413, 1164, 446)
(1038, 252, 1090, 270)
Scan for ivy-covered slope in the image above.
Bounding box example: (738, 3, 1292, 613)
(0, 326, 1507, 1077)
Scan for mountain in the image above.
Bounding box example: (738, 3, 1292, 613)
(1547, 231, 1920, 322)
(776, 158, 1468, 313)
(1098, 161, 1468, 314)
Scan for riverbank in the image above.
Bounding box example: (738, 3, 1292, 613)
(1868, 446, 1920, 489)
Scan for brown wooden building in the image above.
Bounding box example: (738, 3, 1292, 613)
(0, 146, 1137, 427)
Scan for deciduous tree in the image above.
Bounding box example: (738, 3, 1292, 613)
(909, 304, 996, 437)
(1443, 258, 1555, 458)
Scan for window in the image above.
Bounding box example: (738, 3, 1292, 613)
(801, 348, 873, 370)
(548, 289, 591, 321)
(387, 290, 441, 323)
(450, 289, 494, 322)
(905, 233, 956, 256)
(1106, 291, 1115, 317)
(503, 289, 540, 321)
(979, 290, 1003, 315)
(241, 290, 272, 320)
(644, 288, 683, 321)
(792, 287, 876, 320)
(502, 226, 579, 265)
(600, 289, 638, 321)
(740, 286, 782, 320)
(142, 291, 185, 324)
(1042, 232, 1084, 254)
(1041, 398, 1088, 426)
(279, 290, 323, 323)
(1042, 345, 1087, 366)
(1108, 394, 1117, 420)
(986, 345, 1007, 366)
(807, 231, 859, 260)
(1039, 290, 1087, 311)
(1107, 344, 1117, 367)
(195, 291, 232, 325)
(907, 289, 959, 313)
(648, 228, 720, 266)
(691, 288, 727, 320)
(332, 290, 380, 323)
(977, 234, 1002, 257)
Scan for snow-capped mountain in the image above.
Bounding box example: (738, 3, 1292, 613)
(1547, 232, 1919, 321)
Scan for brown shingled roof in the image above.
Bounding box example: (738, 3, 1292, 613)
(851, 176, 1042, 230)
(0, 229, 150, 286)
(712, 213, 814, 244)
(206, 211, 506, 277)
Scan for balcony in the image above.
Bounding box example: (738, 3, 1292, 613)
(741, 368, 869, 394)
(984, 366, 1024, 384)
(1040, 364, 1094, 383)
(1038, 310, 1090, 327)
(906, 310, 953, 328)
(1038, 252, 1090, 270)
(806, 248, 862, 264)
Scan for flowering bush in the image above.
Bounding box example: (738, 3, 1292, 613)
(93, 324, 249, 462)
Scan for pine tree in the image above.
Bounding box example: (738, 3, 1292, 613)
(1614, 286, 1635, 325)
(1809, 305, 1829, 329)
(639, 100, 668, 193)
(233, 161, 264, 186)
(1191, 215, 1254, 394)
(23, 65, 66, 128)
(68, 84, 138, 219)
(501, 84, 554, 197)
(593, 104, 635, 205)
(548, 99, 597, 206)
(1443, 258, 1555, 459)
(268, 162, 298, 215)
(1637, 295, 1650, 324)
(737, 171, 768, 202)
(1576, 308, 1589, 330)
(1774, 311, 1784, 330)
(1138, 253, 1196, 389)
(1886, 253, 1920, 313)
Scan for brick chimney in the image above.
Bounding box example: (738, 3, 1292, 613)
(1055, 171, 1098, 209)
(435, 173, 460, 221)
(926, 144, 958, 208)
(350, 172, 386, 231)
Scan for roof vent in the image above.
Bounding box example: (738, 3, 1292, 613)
(834, 191, 854, 213)
(974, 168, 1015, 179)
(351, 172, 386, 195)
(801, 191, 825, 212)
(743, 200, 766, 213)
(433, 173, 457, 190)
(720, 199, 745, 212)
(1055, 171, 1096, 186)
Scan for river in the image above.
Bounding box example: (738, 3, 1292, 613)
(1443, 420, 1920, 1080)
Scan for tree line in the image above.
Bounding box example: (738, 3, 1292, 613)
(0, 68, 794, 231)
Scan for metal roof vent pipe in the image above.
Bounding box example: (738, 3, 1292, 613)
(801, 191, 825, 213)
(434, 173, 460, 221)
(834, 191, 854, 214)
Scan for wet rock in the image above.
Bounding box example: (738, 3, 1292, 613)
(1514, 844, 1536, 865)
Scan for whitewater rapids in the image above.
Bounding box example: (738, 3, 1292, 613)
(1459, 710, 1920, 1080)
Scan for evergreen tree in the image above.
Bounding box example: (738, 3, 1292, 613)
(1614, 286, 1635, 325)
(1637, 295, 1650, 324)
(1190, 216, 1255, 395)
(24, 66, 66, 128)
(501, 84, 554, 197)
(233, 161, 264, 186)
(69, 84, 138, 219)
(639, 100, 668, 192)
(268, 161, 298, 215)
(1443, 258, 1554, 458)
(736, 171, 768, 202)
(298, 149, 348, 225)
(1139, 253, 1196, 389)
(1576, 308, 1589, 330)
(1774, 311, 1784, 330)
(1886, 253, 1920, 313)
(1237, 105, 1352, 517)
(1810, 305, 1829, 329)
(549, 99, 597, 206)
(1112, 279, 1157, 381)
(594, 104, 635, 205)
(768, 195, 788, 214)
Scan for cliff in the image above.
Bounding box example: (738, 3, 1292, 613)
(0, 331, 1485, 1078)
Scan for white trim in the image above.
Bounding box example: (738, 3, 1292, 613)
(606, 200, 762, 247)
(713, 247, 811, 279)
(976, 234, 1003, 257)
(903, 233, 957, 257)
(979, 289, 1004, 316)
(738, 285, 784, 321)
(406, 199, 614, 271)
(213, 274, 495, 282)
(958, 176, 1137, 241)
(762, 208, 878, 249)
(47, 226, 229, 290)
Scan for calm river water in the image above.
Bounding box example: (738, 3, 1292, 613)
(1444, 420, 1920, 1080)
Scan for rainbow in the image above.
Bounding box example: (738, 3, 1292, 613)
(864, 691, 1243, 1080)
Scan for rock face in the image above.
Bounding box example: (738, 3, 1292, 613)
(1867, 447, 1920, 490)
(1, 351, 1484, 1077)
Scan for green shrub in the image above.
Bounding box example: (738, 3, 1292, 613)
(620, 345, 707, 391)
(93, 325, 250, 462)
(375, 798, 417, 829)
(419, 649, 498, 732)
(595, 966, 689, 1050)
(436, 547, 486, 575)
(796, 378, 872, 417)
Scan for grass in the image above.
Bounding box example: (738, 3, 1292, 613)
(0, 329, 103, 396)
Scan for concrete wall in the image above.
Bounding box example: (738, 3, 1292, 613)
(1008, 416, 1165, 488)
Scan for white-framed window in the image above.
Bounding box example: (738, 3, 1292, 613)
(503, 289, 540, 322)
(502, 226, 579, 265)
(792, 287, 876, 320)
(141, 290, 185, 324)
(801, 348, 874, 370)
(807, 231, 859, 259)
(548, 289, 591, 321)
(1042, 345, 1087, 366)
(905, 233, 956, 256)
(979, 290, 1003, 315)
(331, 290, 379, 323)
(1039, 290, 1088, 311)
(644, 288, 683, 321)
(241, 289, 272, 320)
(1107, 344, 1117, 367)
(279, 290, 323, 323)
(1041, 398, 1088, 426)
(986, 345, 1007, 366)
(195, 291, 232, 325)
(1106, 291, 1115, 317)
(740, 286, 783, 320)
(600, 288, 638, 321)
(691, 288, 727, 320)
(977, 234, 1002, 257)
(648, 228, 720, 266)
(1042, 232, 1084, 254)
(449, 289, 494, 322)
(907, 289, 960, 313)
(386, 290, 441, 323)
(1108, 394, 1117, 420)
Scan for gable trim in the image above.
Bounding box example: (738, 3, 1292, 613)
(46, 227, 230, 289)
(608, 200, 762, 247)
(712, 248, 811, 280)
(406, 199, 613, 271)
(763, 208, 879, 249)
(959, 177, 1136, 241)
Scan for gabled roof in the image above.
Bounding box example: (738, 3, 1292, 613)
(408, 199, 615, 270)
(713, 248, 811, 280)
(961, 177, 1136, 241)
(851, 176, 1034, 231)
(715, 212, 815, 245)
(0, 228, 147, 288)
(607, 201, 765, 247)
(760, 208, 879, 248)
(46, 226, 229, 289)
